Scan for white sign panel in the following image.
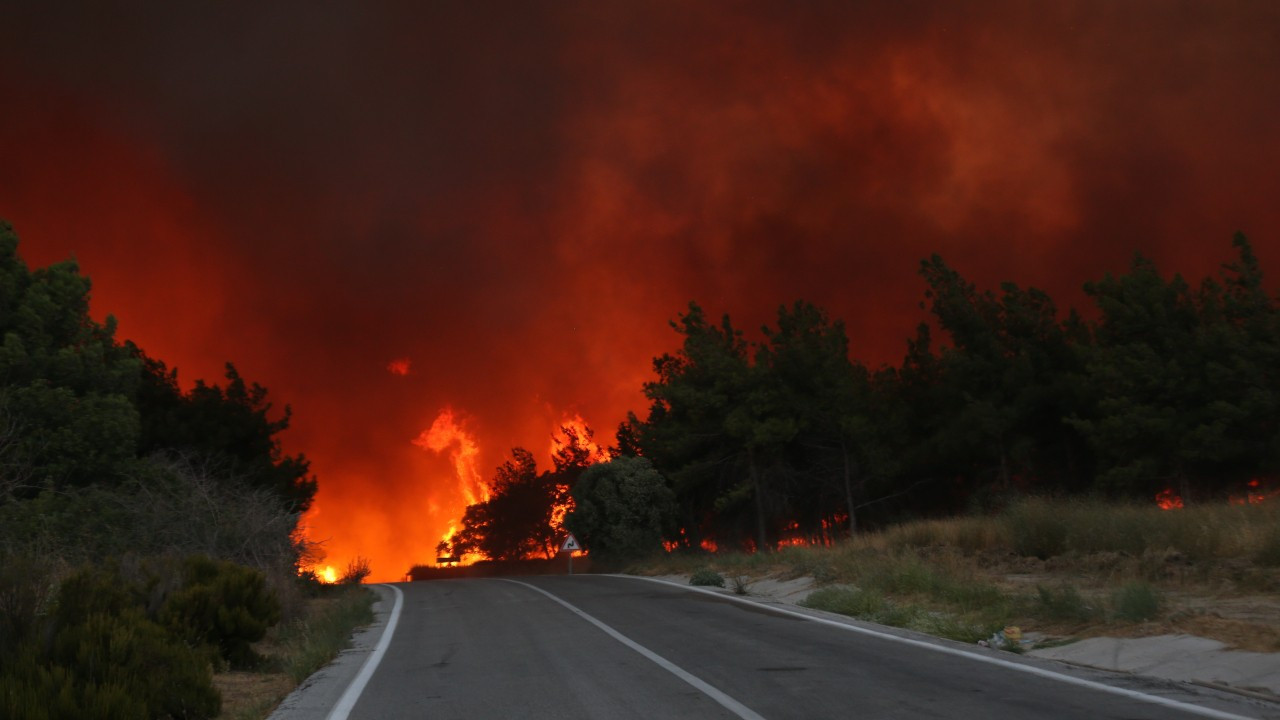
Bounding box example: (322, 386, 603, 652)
(561, 533, 582, 552)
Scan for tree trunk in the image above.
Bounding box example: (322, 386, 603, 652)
(749, 448, 770, 553)
(841, 441, 858, 537)
(1177, 466, 1193, 506)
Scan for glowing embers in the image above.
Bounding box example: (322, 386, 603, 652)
(1229, 478, 1279, 506)
(1155, 479, 1277, 510)
(1155, 488, 1184, 510)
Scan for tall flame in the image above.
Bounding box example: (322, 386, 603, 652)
(413, 408, 489, 506)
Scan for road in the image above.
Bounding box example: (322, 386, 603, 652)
(313, 576, 1278, 720)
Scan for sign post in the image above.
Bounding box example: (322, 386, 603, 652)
(561, 533, 582, 575)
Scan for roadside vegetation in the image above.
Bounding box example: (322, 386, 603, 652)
(0, 220, 372, 719)
(631, 498, 1280, 651)
(215, 583, 375, 720)
(437, 232, 1280, 584)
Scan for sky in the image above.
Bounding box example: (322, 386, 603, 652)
(2, 2, 1278, 581)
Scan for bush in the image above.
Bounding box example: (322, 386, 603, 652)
(1112, 581, 1161, 622)
(689, 569, 725, 587)
(161, 555, 281, 669)
(0, 564, 221, 720)
(800, 586, 919, 628)
(339, 556, 372, 585)
(0, 553, 57, 656)
(1034, 584, 1098, 622)
(565, 456, 676, 564)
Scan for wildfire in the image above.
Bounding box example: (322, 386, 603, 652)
(1155, 488, 1184, 510)
(1229, 478, 1279, 506)
(549, 413, 611, 465)
(1156, 480, 1277, 509)
(413, 409, 489, 506)
(387, 358, 411, 376)
(319, 566, 338, 583)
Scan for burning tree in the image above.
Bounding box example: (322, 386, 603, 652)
(443, 425, 603, 562)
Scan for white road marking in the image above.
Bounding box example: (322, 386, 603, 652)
(621, 575, 1259, 720)
(326, 583, 404, 720)
(503, 579, 767, 720)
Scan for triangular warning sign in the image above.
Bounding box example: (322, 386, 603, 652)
(561, 533, 582, 552)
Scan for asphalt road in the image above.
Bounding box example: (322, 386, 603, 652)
(325, 576, 1277, 720)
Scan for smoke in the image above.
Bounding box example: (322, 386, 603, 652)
(2, 1, 1278, 579)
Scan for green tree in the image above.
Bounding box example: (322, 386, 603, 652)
(633, 303, 761, 550)
(1074, 236, 1280, 501)
(133, 354, 316, 512)
(1071, 254, 1203, 499)
(754, 301, 867, 538)
(917, 255, 1091, 506)
(0, 221, 141, 496)
(565, 456, 675, 563)
(450, 448, 559, 561)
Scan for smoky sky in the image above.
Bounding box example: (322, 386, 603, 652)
(3, 1, 1279, 579)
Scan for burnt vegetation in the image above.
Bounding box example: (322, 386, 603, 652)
(0, 221, 327, 719)
(440, 232, 1280, 568)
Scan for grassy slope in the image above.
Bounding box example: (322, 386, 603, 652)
(630, 499, 1280, 651)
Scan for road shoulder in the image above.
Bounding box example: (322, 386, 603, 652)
(267, 584, 398, 720)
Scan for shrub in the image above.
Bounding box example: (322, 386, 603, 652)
(689, 569, 725, 587)
(339, 556, 372, 585)
(0, 564, 221, 720)
(1112, 581, 1161, 622)
(1034, 584, 1098, 622)
(566, 456, 677, 564)
(800, 586, 919, 627)
(0, 553, 56, 656)
(160, 555, 281, 669)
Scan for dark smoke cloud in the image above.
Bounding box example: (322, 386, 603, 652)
(2, 1, 1278, 578)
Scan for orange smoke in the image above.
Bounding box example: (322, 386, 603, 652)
(387, 358, 412, 376)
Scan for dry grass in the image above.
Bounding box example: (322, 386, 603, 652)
(213, 586, 375, 720)
(631, 499, 1280, 652)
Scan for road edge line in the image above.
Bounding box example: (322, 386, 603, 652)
(615, 574, 1258, 720)
(502, 579, 766, 720)
(325, 583, 404, 720)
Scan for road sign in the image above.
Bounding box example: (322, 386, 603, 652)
(561, 533, 581, 552)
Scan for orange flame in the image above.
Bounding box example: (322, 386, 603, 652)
(549, 413, 611, 465)
(387, 358, 411, 376)
(1155, 488, 1184, 510)
(414, 409, 490, 564)
(413, 408, 489, 506)
(1229, 478, 1278, 506)
(319, 566, 337, 583)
